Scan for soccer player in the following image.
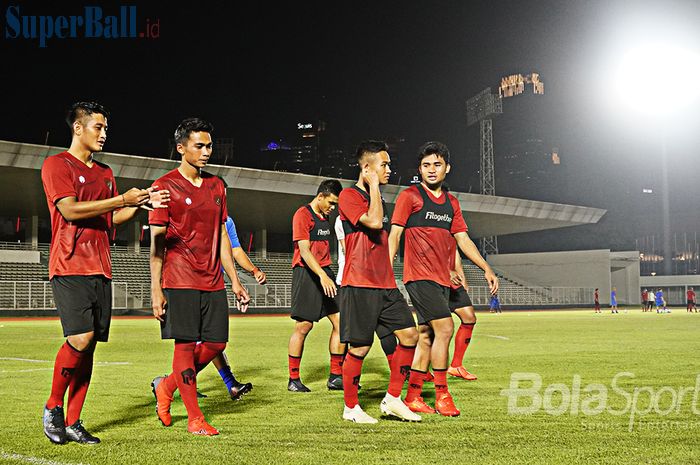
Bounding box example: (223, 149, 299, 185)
(201, 215, 263, 400)
(611, 287, 618, 314)
(687, 287, 696, 313)
(655, 288, 667, 313)
(489, 294, 502, 313)
(287, 179, 344, 392)
(41, 101, 169, 444)
(388, 141, 498, 416)
(641, 289, 648, 312)
(149, 118, 250, 436)
(594, 288, 601, 313)
(338, 140, 421, 424)
(446, 252, 479, 380)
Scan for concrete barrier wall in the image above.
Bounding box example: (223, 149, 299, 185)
(0, 250, 40, 263)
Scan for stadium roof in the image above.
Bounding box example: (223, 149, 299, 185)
(0, 140, 605, 238)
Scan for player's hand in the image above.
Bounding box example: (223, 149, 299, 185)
(122, 187, 150, 208)
(253, 268, 267, 284)
(152, 289, 167, 322)
(141, 186, 170, 211)
(485, 269, 499, 295)
(320, 273, 337, 298)
(232, 282, 250, 313)
(362, 166, 380, 188)
(450, 270, 463, 287)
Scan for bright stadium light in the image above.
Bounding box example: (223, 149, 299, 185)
(612, 42, 700, 117)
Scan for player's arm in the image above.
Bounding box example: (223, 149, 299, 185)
(232, 247, 266, 284)
(112, 187, 171, 225)
(221, 226, 251, 313)
(454, 231, 498, 294)
(451, 250, 469, 291)
(57, 187, 149, 222)
(357, 169, 384, 229)
(298, 239, 336, 298)
(150, 225, 167, 321)
(388, 224, 404, 267)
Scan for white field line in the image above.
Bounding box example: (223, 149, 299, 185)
(0, 451, 89, 465)
(482, 334, 510, 340)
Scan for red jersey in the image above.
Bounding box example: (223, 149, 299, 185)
(292, 205, 332, 268)
(149, 169, 227, 291)
(642, 290, 648, 301)
(391, 184, 467, 287)
(41, 152, 117, 279)
(688, 290, 696, 301)
(338, 186, 396, 289)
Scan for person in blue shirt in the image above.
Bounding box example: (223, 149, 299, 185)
(201, 216, 266, 400)
(489, 294, 501, 314)
(610, 287, 618, 314)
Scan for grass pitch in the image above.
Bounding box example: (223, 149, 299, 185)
(0, 309, 699, 465)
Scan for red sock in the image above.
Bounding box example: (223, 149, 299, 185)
(343, 352, 364, 408)
(47, 342, 86, 409)
(451, 323, 475, 367)
(288, 355, 302, 379)
(65, 348, 94, 425)
(387, 344, 415, 397)
(434, 369, 448, 396)
(172, 342, 201, 421)
(386, 353, 394, 366)
(194, 341, 226, 372)
(405, 369, 426, 402)
(330, 353, 343, 376)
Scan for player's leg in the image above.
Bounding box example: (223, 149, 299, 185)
(378, 332, 397, 365)
(211, 351, 252, 400)
(404, 324, 435, 413)
(379, 288, 420, 421)
(288, 320, 313, 392)
(326, 311, 345, 390)
(429, 316, 459, 416)
(339, 287, 378, 423)
(450, 305, 478, 380)
(45, 276, 106, 445)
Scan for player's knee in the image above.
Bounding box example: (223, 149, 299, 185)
(204, 341, 226, 353)
(297, 321, 313, 335)
(398, 328, 419, 346)
(68, 333, 94, 352)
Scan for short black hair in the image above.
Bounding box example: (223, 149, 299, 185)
(355, 140, 389, 163)
(317, 179, 343, 197)
(65, 101, 109, 131)
(418, 141, 450, 165)
(174, 118, 214, 145)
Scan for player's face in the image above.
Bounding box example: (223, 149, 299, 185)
(318, 193, 339, 216)
(75, 113, 108, 152)
(178, 131, 213, 169)
(418, 154, 450, 188)
(369, 151, 392, 185)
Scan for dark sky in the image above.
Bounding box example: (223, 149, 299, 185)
(2, 1, 700, 253)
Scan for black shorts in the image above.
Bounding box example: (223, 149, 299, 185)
(51, 275, 112, 342)
(449, 286, 473, 311)
(160, 289, 229, 342)
(290, 266, 338, 322)
(688, 300, 696, 305)
(339, 286, 415, 346)
(406, 281, 451, 325)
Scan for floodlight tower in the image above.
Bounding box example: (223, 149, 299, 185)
(466, 73, 545, 256)
(466, 87, 502, 255)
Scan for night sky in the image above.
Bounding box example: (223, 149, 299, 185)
(2, 1, 700, 253)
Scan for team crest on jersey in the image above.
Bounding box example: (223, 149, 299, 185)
(78, 175, 86, 184)
(185, 197, 192, 205)
(215, 196, 221, 206)
(105, 179, 112, 190)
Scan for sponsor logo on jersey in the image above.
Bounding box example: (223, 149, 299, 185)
(425, 211, 452, 222)
(317, 229, 331, 236)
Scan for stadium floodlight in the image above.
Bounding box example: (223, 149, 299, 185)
(612, 42, 700, 117)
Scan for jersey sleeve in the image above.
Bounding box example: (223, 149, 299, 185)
(391, 188, 420, 227)
(334, 215, 344, 240)
(339, 188, 368, 227)
(220, 182, 228, 224)
(292, 208, 312, 242)
(449, 195, 468, 234)
(41, 156, 76, 204)
(226, 216, 241, 248)
(148, 177, 169, 226)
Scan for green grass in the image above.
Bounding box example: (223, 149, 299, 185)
(1, 310, 699, 465)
